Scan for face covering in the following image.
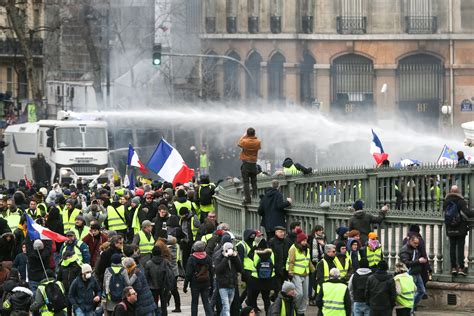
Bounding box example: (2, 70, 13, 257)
(84, 272, 92, 279)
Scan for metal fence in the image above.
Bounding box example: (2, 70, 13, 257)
(215, 164, 474, 282)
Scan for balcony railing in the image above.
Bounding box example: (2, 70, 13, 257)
(215, 164, 474, 282)
(0, 38, 43, 56)
(405, 16, 437, 34)
(337, 16, 367, 34)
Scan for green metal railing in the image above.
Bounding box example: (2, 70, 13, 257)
(215, 164, 474, 282)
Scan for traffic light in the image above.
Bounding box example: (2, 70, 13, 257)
(153, 44, 162, 66)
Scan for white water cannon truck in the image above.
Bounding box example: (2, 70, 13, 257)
(3, 111, 113, 185)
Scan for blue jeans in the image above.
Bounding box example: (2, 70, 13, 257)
(29, 280, 39, 297)
(412, 273, 426, 307)
(353, 301, 370, 315)
(74, 307, 95, 316)
(218, 288, 235, 316)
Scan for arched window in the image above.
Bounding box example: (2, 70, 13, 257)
(331, 54, 374, 113)
(245, 51, 262, 98)
(397, 54, 443, 126)
(202, 51, 219, 101)
(268, 52, 285, 101)
(223, 51, 241, 100)
(300, 51, 315, 105)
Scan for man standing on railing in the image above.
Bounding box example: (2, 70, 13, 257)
(258, 180, 292, 240)
(237, 127, 261, 204)
(348, 200, 388, 245)
(443, 185, 474, 276)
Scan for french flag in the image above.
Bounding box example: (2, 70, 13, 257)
(26, 214, 68, 243)
(146, 139, 195, 187)
(370, 129, 389, 166)
(128, 144, 148, 174)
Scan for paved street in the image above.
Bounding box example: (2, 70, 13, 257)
(166, 281, 473, 315)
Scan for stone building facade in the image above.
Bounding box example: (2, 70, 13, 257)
(200, 0, 474, 128)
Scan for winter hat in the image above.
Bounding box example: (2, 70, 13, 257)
(164, 188, 174, 196)
(335, 241, 346, 253)
(377, 260, 389, 272)
(240, 306, 255, 316)
(177, 189, 186, 198)
(141, 220, 153, 229)
(135, 188, 144, 196)
(353, 200, 364, 211)
(81, 263, 92, 274)
(222, 242, 234, 253)
(111, 253, 122, 264)
(131, 197, 141, 205)
(192, 240, 206, 252)
(274, 226, 286, 231)
(33, 239, 44, 250)
(63, 189, 71, 196)
(368, 232, 378, 240)
(329, 268, 341, 279)
(296, 232, 308, 244)
(221, 232, 233, 244)
(368, 238, 380, 251)
(282, 281, 296, 294)
(75, 215, 85, 222)
(152, 246, 162, 257)
(336, 227, 349, 237)
(359, 258, 369, 269)
(39, 187, 48, 196)
(65, 198, 75, 205)
(90, 223, 101, 230)
(256, 238, 268, 249)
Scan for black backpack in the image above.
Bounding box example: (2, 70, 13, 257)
(108, 267, 126, 303)
(445, 200, 462, 227)
(44, 282, 67, 312)
(198, 186, 213, 205)
(163, 262, 177, 290)
(194, 263, 210, 282)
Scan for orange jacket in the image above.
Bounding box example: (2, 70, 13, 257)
(238, 136, 261, 162)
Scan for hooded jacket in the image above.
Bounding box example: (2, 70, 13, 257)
(167, 236, 179, 277)
(258, 187, 291, 231)
(184, 251, 214, 288)
(69, 275, 102, 312)
(349, 210, 385, 244)
(443, 192, 474, 237)
(348, 267, 372, 302)
(145, 252, 173, 290)
(365, 270, 396, 310)
(26, 237, 52, 282)
(3, 285, 33, 313)
(214, 251, 242, 289)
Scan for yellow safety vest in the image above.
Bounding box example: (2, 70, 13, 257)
(322, 282, 347, 316)
(6, 212, 21, 232)
(71, 226, 90, 241)
(37, 202, 48, 217)
(38, 280, 66, 315)
(237, 240, 256, 272)
(62, 208, 80, 232)
(129, 204, 141, 234)
(198, 184, 215, 213)
(201, 233, 213, 243)
(107, 205, 127, 231)
(138, 230, 155, 254)
(366, 247, 382, 267)
(334, 256, 350, 278)
(251, 252, 276, 278)
(61, 240, 85, 265)
(286, 244, 310, 275)
(283, 165, 301, 175)
(174, 201, 193, 214)
(280, 298, 297, 316)
(27, 103, 37, 122)
(394, 273, 415, 309)
(200, 153, 209, 169)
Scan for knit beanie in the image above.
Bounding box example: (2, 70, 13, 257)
(378, 260, 389, 271)
(282, 281, 296, 293)
(368, 232, 378, 240)
(192, 241, 206, 252)
(353, 200, 364, 211)
(152, 246, 162, 257)
(359, 258, 369, 269)
(296, 232, 308, 244)
(336, 227, 349, 237)
(111, 253, 122, 265)
(131, 197, 141, 205)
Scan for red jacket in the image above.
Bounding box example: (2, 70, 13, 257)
(82, 232, 108, 267)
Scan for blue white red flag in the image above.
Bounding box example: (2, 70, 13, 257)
(370, 129, 389, 166)
(127, 144, 148, 174)
(26, 214, 68, 243)
(146, 139, 194, 186)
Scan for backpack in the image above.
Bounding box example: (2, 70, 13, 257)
(194, 263, 210, 282)
(108, 267, 126, 303)
(445, 200, 462, 227)
(163, 262, 177, 290)
(256, 257, 273, 279)
(198, 186, 213, 206)
(44, 282, 67, 312)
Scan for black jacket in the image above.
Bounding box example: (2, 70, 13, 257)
(145, 254, 173, 290)
(443, 192, 474, 237)
(399, 243, 424, 275)
(25, 237, 52, 282)
(349, 210, 385, 244)
(365, 270, 396, 311)
(143, 201, 158, 222)
(95, 244, 122, 284)
(269, 235, 292, 277)
(113, 300, 136, 316)
(184, 252, 214, 288)
(316, 279, 351, 316)
(348, 268, 372, 302)
(258, 188, 290, 231)
(316, 255, 337, 287)
(57, 260, 82, 295)
(68, 276, 102, 312)
(214, 254, 242, 289)
(153, 214, 169, 239)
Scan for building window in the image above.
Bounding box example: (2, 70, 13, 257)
(18, 70, 27, 99)
(300, 52, 315, 105)
(270, 0, 282, 34)
(337, 0, 367, 34)
(202, 51, 219, 101)
(300, 0, 314, 33)
(397, 54, 443, 126)
(245, 51, 262, 98)
(405, 0, 437, 34)
(331, 54, 374, 113)
(205, 0, 216, 33)
(226, 0, 238, 33)
(6, 67, 13, 94)
(248, 0, 259, 33)
(186, 0, 201, 34)
(223, 51, 241, 100)
(268, 52, 285, 102)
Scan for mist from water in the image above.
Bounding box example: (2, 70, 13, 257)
(76, 102, 470, 172)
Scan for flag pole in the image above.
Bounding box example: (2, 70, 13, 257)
(124, 165, 129, 187)
(436, 144, 447, 164)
